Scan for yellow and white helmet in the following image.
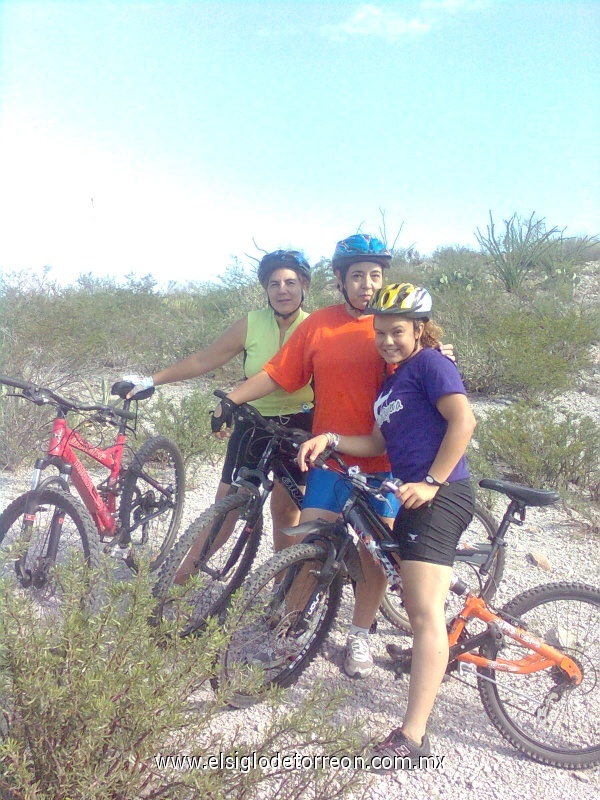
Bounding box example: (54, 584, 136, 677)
(367, 283, 432, 320)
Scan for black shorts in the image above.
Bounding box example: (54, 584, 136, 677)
(220, 409, 314, 487)
(392, 479, 474, 567)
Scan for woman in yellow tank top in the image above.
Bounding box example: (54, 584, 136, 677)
(125, 250, 313, 562)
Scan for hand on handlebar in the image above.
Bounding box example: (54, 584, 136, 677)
(210, 395, 237, 439)
(122, 374, 154, 400)
(296, 434, 330, 472)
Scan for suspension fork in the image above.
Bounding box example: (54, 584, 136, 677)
(282, 529, 349, 634)
(16, 459, 73, 587)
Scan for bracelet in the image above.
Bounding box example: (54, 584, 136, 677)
(324, 432, 340, 451)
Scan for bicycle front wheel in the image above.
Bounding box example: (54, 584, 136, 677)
(119, 436, 185, 570)
(0, 488, 102, 615)
(380, 503, 502, 632)
(216, 542, 343, 709)
(153, 490, 263, 633)
(478, 581, 600, 768)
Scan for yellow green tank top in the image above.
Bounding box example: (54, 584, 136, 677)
(244, 308, 314, 416)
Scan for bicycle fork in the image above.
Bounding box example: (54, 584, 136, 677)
(15, 458, 73, 588)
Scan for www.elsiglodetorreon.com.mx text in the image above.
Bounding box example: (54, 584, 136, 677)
(154, 752, 446, 772)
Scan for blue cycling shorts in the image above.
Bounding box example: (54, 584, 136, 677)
(302, 468, 400, 518)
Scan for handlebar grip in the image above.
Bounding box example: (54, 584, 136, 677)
(0, 374, 35, 391)
(111, 381, 154, 401)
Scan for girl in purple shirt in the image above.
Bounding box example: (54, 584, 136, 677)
(298, 283, 477, 770)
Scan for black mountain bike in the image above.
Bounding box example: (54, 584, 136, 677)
(154, 392, 502, 636)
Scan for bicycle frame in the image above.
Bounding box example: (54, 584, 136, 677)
(449, 593, 583, 682)
(35, 414, 127, 536)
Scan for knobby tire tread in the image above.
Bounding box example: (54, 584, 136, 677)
(119, 435, 185, 571)
(0, 487, 103, 608)
(220, 542, 343, 708)
(153, 491, 262, 623)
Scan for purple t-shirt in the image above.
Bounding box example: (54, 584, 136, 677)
(373, 348, 470, 484)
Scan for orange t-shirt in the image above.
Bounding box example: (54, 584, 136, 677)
(263, 304, 390, 472)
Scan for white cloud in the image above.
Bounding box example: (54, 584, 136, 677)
(322, 5, 432, 42)
(420, 0, 491, 12)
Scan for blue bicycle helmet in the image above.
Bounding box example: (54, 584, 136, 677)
(257, 250, 312, 287)
(331, 234, 392, 275)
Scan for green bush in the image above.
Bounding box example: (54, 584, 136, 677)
(469, 402, 600, 499)
(435, 287, 598, 399)
(0, 570, 366, 800)
(140, 386, 226, 482)
(428, 246, 489, 292)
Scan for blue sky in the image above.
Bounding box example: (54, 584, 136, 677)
(1, 0, 598, 286)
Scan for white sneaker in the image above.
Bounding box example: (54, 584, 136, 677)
(344, 633, 373, 678)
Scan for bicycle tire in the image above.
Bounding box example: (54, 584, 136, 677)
(0, 488, 102, 614)
(119, 435, 185, 570)
(379, 503, 503, 633)
(478, 581, 600, 768)
(216, 542, 343, 709)
(153, 490, 263, 632)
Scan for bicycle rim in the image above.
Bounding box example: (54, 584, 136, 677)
(218, 542, 343, 708)
(380, 503, 501, 632)
(0, 488, 101, 617)
(154, 491, 262, 632)
(478, 582, 600, 768)
(119, 436, 185, 570)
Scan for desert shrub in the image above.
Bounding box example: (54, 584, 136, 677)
(469, 402, 600, 498)
(140, 385, 226, 482)
(475, 211, 565, 293)
(435, 287, 598, 398)
(428, 246, 489, 292)
(0, 570, 366, 800)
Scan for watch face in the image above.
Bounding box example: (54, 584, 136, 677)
(425, 475, 434, 484)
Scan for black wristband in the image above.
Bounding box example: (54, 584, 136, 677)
(425, 474, 449, 488)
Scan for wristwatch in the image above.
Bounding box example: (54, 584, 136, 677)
(425, 474, 449, 488)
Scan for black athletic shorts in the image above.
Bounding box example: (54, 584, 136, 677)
(220, 409, 314, 487)
(392, 479, 474, 567)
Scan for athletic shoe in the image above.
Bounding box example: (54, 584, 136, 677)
(365, 729, 431, 772)
(344, 632, 373, 678)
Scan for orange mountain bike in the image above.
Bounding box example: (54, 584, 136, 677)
(216, 460, 599, 769)
(0, 376, 184, 611)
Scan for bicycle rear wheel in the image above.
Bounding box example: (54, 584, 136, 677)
(380, 503, 502, 632)
(153, 490, 263, 633)
(119, 436, 185, 570)
(478, 581, 600, 768)
(216, 542, 343, 709)
(0, 488, 102, 615)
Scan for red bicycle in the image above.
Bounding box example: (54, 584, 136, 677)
(0, 375, 185, 610)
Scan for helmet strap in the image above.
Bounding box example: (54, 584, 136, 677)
(268, 291, 305, 320)
(340, 286, 367, 316)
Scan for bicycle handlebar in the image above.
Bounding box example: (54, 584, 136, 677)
(212, 389, 343, 469)
(0, 374, 136, 421)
